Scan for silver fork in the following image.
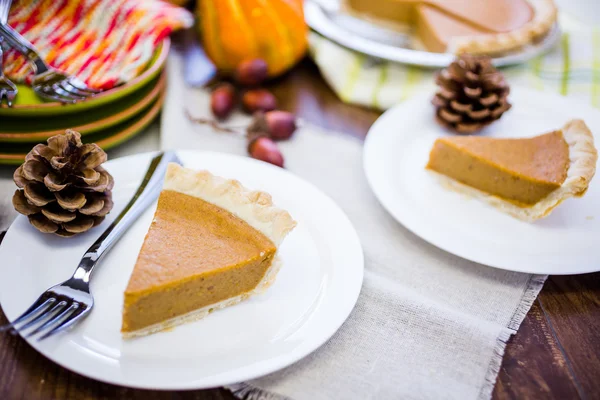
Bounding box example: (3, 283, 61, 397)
(0, 16, 101, 103)
(0, 0, 16, 107)
(0, 151, 182, 341)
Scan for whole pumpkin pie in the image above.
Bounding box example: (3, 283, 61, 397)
(426, 120, 598, 221)
(121, 164, 296, 338)
(345, 0, 557, 54)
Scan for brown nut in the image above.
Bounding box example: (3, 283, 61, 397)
(264, 111, 297, 140)
(242, 89, 277, 113)
(235, 58, 268, 86)
(211, 83, 236, 120)
(248, 137, 284, 168)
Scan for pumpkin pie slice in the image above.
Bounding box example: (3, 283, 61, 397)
(122, 164, 296, 338)
(344, 0, 557, 55)
(426, 120, 597, 221)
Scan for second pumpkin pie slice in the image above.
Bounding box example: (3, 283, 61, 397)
(426, 119, 597, 221)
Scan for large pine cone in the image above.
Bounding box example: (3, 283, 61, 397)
(433, 55, 511, 134)
(12, 130, 114, 237)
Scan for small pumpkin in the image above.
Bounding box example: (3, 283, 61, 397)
(197, 0, 308, 77)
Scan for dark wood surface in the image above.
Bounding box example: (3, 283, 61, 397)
(1, 58, 599, 400)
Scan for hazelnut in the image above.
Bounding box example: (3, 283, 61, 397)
(235, 59, 268, 86)
(210, 84, 236, 120)
(248, 137, 284, 168)
(242, 89, 277, 113)
(264, 111, 297, 140)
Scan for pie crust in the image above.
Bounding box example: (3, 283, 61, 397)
(430, 120, 597, 221)
(163, 163, 296, 246)
(122, 163, 296, 338)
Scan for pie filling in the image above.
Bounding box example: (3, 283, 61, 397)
(416, 5, 488, 53)
(426, 131, 570, 206)
(122, 190, 277, 334)
(345, 0, 536, 53)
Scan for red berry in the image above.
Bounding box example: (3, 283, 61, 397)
(264, 111, 297, 140)
(235, 59, 268, 86)
(211, 84, 236, 120)
(242, 89, 277, 113)
(248, 137, 284, 168)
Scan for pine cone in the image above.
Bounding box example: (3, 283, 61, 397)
(12, 130, 114, 237)
(433, 55, 511, 134)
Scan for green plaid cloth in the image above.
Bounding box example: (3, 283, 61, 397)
(308, 14, 600, 110)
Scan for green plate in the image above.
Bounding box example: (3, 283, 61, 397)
(0, 72, 164, 142)
(0, 39, 169, 117)
(0, 89, 165, 165)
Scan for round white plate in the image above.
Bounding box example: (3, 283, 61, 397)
(364, 87, 600, 275)
(0, 151, 364, 389)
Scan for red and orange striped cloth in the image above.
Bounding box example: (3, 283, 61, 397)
(3, 0, 193, 89)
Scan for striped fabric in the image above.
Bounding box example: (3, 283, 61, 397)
(308, 14, 600, 110)
(3, 0, 193, 90)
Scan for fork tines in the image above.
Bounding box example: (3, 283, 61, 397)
(0, 292, 88, 340)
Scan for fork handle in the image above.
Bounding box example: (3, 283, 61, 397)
(73, 151, 182, 282)
(0, 22, 49, 74)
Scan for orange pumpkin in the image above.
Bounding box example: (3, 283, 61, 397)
(197, 0, 308, 77)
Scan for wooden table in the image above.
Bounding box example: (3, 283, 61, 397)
(1, 58, 599, 400)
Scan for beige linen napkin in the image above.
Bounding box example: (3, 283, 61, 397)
(161, 52, 546, 400)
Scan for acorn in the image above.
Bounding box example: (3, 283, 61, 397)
(242, 89, 277, 113)
(211, 83, 236, 120)
(264, 111, 297, 140)
(248, 111, 297, 141)
(248, 136, 284, 168)
(235, 59, 268, 86)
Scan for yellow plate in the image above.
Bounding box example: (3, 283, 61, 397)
(0, 88, 165, 165)
(0, 73, 165, 142)
(0, 39, 169, 117)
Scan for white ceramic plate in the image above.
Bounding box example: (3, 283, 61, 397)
(0, 151, 364, 389)
(364, 87, 600, 275)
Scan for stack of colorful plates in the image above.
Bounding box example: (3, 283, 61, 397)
(0, 39, 169, 165)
